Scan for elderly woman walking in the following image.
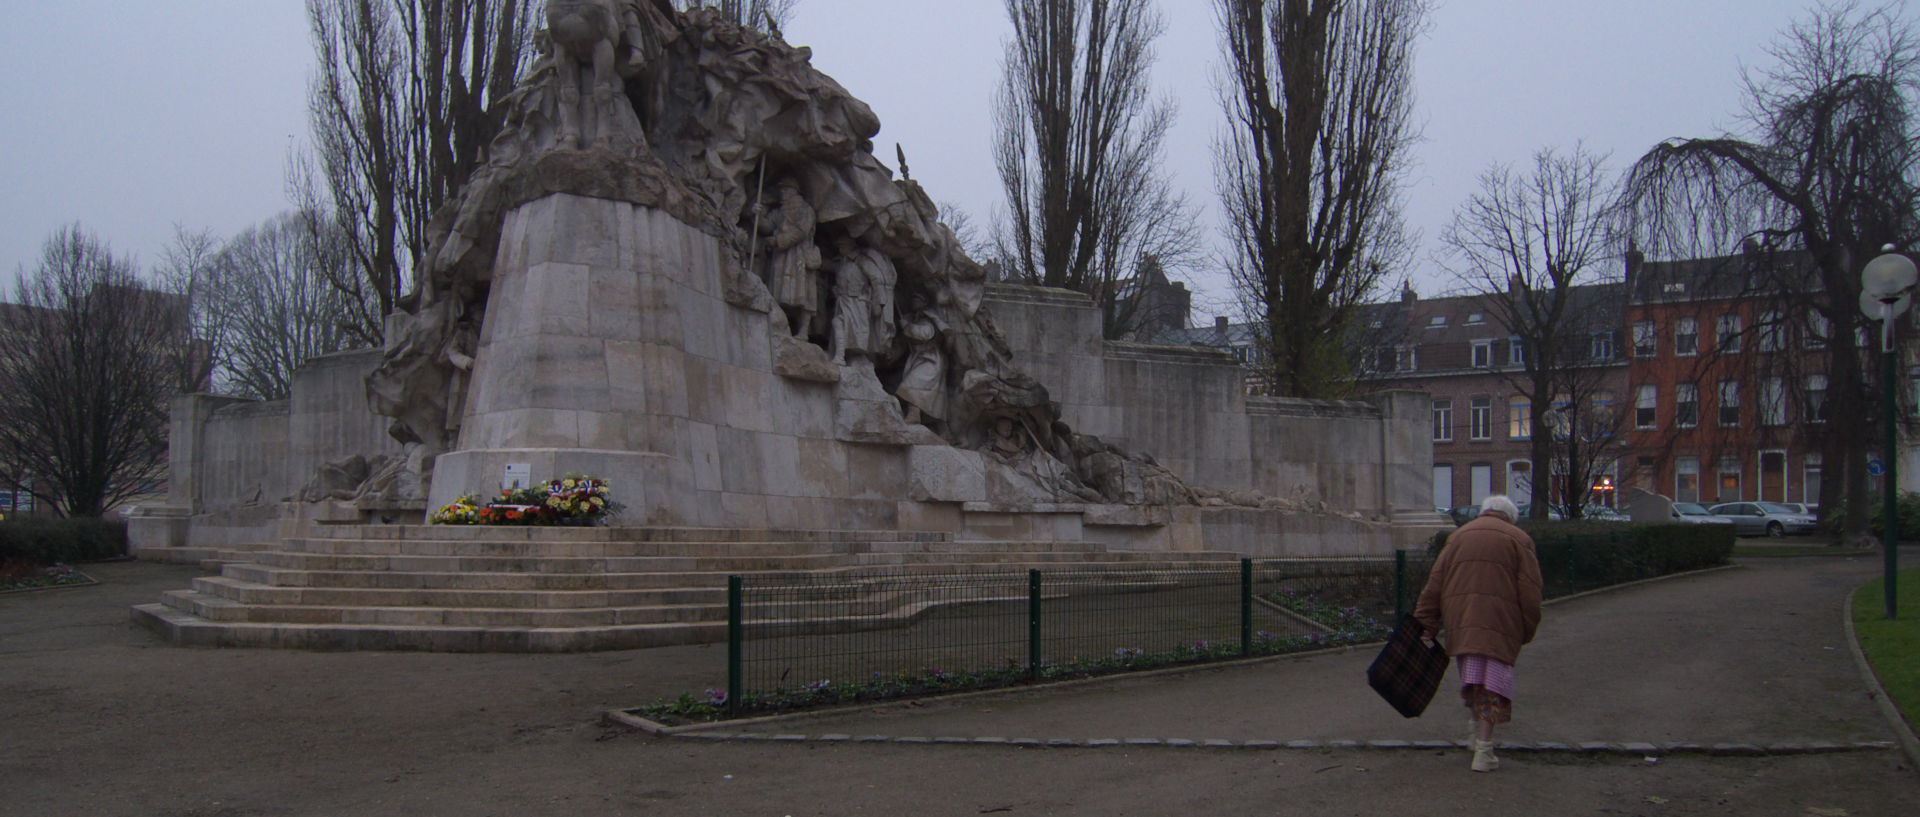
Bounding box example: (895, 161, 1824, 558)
(1414, 495, 1543, 773)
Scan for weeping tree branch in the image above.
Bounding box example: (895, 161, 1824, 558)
(1620, 0, 1920, 544)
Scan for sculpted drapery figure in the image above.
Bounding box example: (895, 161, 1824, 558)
(369, 5, 1212, 507)
(893, 296, 948, 430)
(759, 177, 822, 337)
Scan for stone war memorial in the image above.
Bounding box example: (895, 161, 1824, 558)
(131, 4, 1442, 651)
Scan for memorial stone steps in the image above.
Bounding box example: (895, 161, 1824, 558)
(131, 523, 1251, 652)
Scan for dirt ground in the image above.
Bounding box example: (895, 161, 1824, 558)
(1, 554, 1915, 817)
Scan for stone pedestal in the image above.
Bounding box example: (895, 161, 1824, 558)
(430, 193, 915, 529)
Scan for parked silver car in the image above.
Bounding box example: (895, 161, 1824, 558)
(1706, 501, 1821, 537)
(1671, 502, 1735, 525)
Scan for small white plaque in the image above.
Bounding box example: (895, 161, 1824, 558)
(503, 463, 533, 490)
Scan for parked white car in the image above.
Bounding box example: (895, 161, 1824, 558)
(1671, 502, 1735, 525)
(1707, 501, 1821, 537)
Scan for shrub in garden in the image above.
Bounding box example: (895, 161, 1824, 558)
(1426, 520, 1732, 595)
(1824, 492, 1920, 541)
(0, 516, 128, 565)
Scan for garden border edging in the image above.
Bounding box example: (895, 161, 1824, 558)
(1842, 584, 1920, 776)
(608, 563, 1746, 735)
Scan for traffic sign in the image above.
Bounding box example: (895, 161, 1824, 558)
(1869, 458, 1886, 476)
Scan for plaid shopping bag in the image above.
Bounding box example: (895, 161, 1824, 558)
(1366, 615, 1449, 718)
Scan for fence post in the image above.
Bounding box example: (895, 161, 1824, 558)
(1393, 550, 1407, 621)
(1240, 558, 1253, 656)
(1028, 569, 1042, 682)
(727, 575, 743, 713)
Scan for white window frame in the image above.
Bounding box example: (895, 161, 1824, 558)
(1470, 396, 1493, 441)
(1432, 399, 1454, 442)
(1757, 310, 1784, 351)
(1632, 321, 1657, 357)
(1760, 377, 1786, 426)
(1676, 456, 1701, 503)
(1635, 385, 1658, 430)
(1759, 449, 1788, 503)
(1717, 380, 1740, 427)
(1471, 339, 1493, 368)
(1717, 314, 1742, 353)
(1807, 374, 1828, 423)
(1590, 331, 1614, 361)
(1806, 309, 1830, 349)
(1507, 336, 1525, 367)
(1675, 318, 1700, 356)
(1676, 382, 1699, 428)
(1508, 395, 1530, 439)
(1717, 456, 1744, 503)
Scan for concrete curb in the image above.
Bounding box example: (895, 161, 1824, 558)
(623, 723, 1897, 757)
(1842, 583, 1920, 775)
(609, 563, 1749, 735)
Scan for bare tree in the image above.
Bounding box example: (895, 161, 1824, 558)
(153, 225, 226, 393)
(0, 227, 183, 517)
(209, 213, 368, 401)
(1214, 0, 1425, 397)
(673, 0, 797, 29)
(1621, 1, 1920, 544)
(300, 0, 536, 345)
(937, 201, 996, 263)
(1441, 145, 1621, 518)
(992, 0, 1202, 340)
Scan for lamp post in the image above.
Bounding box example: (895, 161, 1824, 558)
(1861, 250, 1915, 620)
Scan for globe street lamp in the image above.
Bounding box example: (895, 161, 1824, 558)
(1861, 249, 1915, 620)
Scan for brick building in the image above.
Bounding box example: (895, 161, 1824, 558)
(1619, 249, 1834, 506)
(1352, 283, 1629, 512)
(1158, 249, 1920, 515)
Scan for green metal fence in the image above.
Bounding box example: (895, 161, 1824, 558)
(722, 555, 1432, 714)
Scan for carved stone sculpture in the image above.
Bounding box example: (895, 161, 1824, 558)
(759, 177, 821, 336)
(368, 5, 1222, 509)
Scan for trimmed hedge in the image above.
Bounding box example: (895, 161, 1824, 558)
(0, 517, 129, 565)
(1426, 521, 1734, 597)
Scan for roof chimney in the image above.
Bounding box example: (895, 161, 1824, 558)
(1214, 315, 1230, 331)
(1624, 245, 1644, 299)
(1400, 281, 1416, 306)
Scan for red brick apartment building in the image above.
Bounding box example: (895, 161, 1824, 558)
(1620, 250, 1833, 507)
(1170, 249, 1901, 513)
(1354, 283, 1628, 512)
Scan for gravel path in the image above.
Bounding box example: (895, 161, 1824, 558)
(0, 554, 1914, 817)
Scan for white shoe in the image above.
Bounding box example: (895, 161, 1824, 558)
(1471, 739, 1499, 772)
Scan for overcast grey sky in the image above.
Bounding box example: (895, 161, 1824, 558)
(0, 0, 1825, 318)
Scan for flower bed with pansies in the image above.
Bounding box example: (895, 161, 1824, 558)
(430, 475, 620, 526)
(1, 560, 93, 593)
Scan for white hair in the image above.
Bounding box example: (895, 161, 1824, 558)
(1480, 495, 1521, 521)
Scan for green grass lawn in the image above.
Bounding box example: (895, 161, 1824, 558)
(1852, 568, 1920, 732)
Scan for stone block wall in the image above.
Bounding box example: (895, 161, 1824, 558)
(288, 349, 403, 490)
(153, 194, 1440, 555)
(985, 284, 1434, 520)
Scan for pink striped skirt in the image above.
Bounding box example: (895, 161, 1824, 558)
(1457, 654, 1516, 724)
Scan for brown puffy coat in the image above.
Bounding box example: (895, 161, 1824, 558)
(1413, 512, 1543, 665)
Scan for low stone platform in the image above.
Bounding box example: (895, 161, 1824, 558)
(131, 524, 1249, 652)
